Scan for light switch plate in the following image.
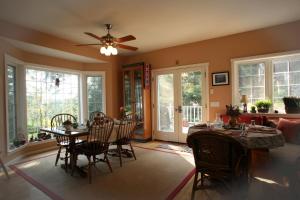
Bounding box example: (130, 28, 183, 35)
(210, 101, 220, 107)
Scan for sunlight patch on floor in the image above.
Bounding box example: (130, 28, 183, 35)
(19, 161, 41, 169)
(254, 176, 289, 187)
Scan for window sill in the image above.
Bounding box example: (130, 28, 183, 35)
(243, 113, 300, 119)
(7, 138, 56, 155)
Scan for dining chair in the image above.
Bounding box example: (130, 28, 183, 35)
(187, 131, 247, 200)
(89, 111, 106, 122)
(0, 152, 9, 179)
(113, 114, 137, 167)
(51, 113, 78, 171)
(72, 116, 114, 184)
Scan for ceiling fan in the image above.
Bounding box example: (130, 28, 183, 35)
(76, 24, 138, 56)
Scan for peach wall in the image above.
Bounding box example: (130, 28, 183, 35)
(123, 20, 300, 121)
(0, 39, 122, 162)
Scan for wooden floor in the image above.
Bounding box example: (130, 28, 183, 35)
(1, 141, 300, 200)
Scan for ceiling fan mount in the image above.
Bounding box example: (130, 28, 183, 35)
(76, 24, 138, 56)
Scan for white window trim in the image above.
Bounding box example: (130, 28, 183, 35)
(81, 71, 106, 122)
(4, 55, 106, 153)
(231, 50, 300, 113)
(5, 54, 27, 153)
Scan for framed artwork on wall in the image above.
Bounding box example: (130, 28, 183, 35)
(212, 71, 229, 86)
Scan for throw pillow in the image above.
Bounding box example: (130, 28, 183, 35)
(277, 118, 300, 144)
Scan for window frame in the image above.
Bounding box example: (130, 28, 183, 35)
(4, 55, 106, 153)
(232, 51, 300, 113)
(81, 71, 106, 122)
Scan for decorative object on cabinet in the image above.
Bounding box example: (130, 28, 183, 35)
(212, 71, 229, 86)
(122, 62, 152, 142)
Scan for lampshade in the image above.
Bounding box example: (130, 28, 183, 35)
(240, 95, 248, 103)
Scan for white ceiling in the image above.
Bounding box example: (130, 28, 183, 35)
(0, 0, 300, 57)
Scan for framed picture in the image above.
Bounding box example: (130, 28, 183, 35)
(212, 71, 229, 86)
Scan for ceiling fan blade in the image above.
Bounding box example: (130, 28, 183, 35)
(75, 43, 100, 46)
(116, 44, 138, 51)
(114, 35, 136, 43)
(84, 32, 103, 41)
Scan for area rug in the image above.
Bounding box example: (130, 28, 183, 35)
(10, 146, 195, 200)
(156, 143, 193, 154)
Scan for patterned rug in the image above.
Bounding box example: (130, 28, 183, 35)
(156, 143, 193, 154)
(9, 146, 195, 200)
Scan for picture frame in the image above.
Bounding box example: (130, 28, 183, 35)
(212, 71, 229, 86)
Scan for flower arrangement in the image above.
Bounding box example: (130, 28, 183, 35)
(226, 104, 241, 117)
(62, 120, 72, 126)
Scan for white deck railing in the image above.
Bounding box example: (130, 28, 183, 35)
(182, 105, 202, 124)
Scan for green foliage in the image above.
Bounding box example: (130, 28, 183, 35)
(181, 71, 202, 106)
(255, 100, 272, 109)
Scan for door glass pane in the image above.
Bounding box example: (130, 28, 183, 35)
(87, 76, 103, 117)
(124, 71, 132, 113)
(134, 70, 143, 122)
(181, 71, 202, 133)
(157, 74, 174, 132)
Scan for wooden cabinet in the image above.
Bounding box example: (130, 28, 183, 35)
(122, 63, 151, 141)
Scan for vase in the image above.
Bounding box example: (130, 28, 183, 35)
(64, 124, 72, 131)
(229, 116, 238, 127)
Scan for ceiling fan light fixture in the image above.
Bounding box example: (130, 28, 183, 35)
(100, 46, 106, 54)
(111, 47, 118, 55)
(104, 49, 111, 56)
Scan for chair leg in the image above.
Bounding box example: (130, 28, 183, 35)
(200, 172, 204, 186)
(87, 156, 92, 184)
(0, 158, 9, 179)
(191, 171, 198, 200)
(104, 153, 113, 173)
(71, 153, 77, 176)
(129, 143, 136, 160)
(55, 146, 61, 166)
(65, 150, 68, 172)
(117, 145, 123, 167)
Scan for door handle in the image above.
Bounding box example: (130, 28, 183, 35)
(177, 105, 182, 113)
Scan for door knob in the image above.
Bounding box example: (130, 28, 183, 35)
(178, 105, 182, 113)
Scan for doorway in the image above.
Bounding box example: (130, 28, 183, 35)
(152, 64, 208, 143)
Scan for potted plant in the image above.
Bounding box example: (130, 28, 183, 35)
(283, 96, 300, 114)
(62, 119, 73, 131)
(250, 105, 256, 113)
(255, 100, 272, 113)
(226, 104, 241, 127)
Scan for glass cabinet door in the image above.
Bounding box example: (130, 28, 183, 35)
(134, 70, 143, 122)
(124, 70, 132, 113)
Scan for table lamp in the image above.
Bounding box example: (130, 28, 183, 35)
(240, 95, 248, 113)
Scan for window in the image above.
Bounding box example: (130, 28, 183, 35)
(238, 63, 265, 105)
(26, 68, 80, 139)
(273, 60, 300, 112)
(6, 65, 18, 150)
(87, 75, 104, 117)
(233, 53, 300, 113)
(5, 55, 106, 151)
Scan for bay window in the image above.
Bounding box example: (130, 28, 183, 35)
(5, 55, 105, 151)
(26, 68, 80, 139)
(232, 53, 300, 113)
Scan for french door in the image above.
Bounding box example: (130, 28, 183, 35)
(152, 65, 207, 143)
